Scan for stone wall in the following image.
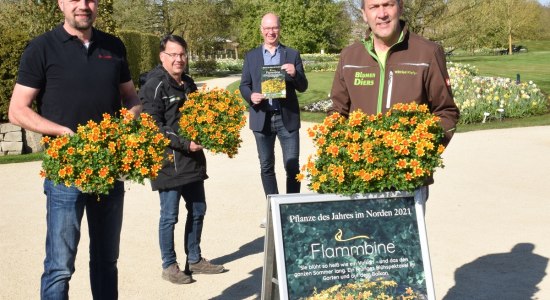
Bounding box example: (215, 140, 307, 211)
(0, 123, 44, 156)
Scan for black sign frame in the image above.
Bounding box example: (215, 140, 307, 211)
(262, 191, 435, 300)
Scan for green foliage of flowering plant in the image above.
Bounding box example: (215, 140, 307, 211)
(306, 278, 419, 300)
(178, 86, 247, 158)
(40, 109, 169, 195)
(298, 103, 445, 195)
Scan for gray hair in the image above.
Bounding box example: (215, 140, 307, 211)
(361, 0, 400, 9)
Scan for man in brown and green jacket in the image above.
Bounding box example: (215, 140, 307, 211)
(328, 0, 460, 202)
(329, 0, 459, 147)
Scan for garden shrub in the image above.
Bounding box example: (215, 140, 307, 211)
(191, 58, 218, 76)
(0, 28, 29, 121)
(216, 58, 244, 72)
(303, 61, 338, 72)
(302, 53, 339, 72)
(302, 53, 340, 62)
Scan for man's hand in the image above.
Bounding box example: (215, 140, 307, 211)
(59, 127, 75, 136)
(281, 63, 296, 77)
(189, 141, 203, 152)
(250, 92, 265, 105)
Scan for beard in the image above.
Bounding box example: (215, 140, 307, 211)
(67, 11, 95, 31)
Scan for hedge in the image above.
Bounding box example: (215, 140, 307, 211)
(0, 28, 28, 121)
(118, 30, 160, 88)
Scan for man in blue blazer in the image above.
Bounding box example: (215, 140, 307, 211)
(240, 13, 308, 225)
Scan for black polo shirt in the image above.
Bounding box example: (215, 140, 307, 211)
(16, 24, 132, 132)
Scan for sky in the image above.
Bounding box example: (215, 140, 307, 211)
(539, 0, 550, 6)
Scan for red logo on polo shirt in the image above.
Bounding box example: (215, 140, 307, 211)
(98, 54, 113, 60)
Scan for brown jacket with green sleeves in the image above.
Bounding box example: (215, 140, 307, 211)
(328, 21, 459, 147)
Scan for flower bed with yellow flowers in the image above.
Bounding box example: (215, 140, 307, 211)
(298, 103, 445, 195)
(40, 109, 169, 195)
(306, 278, 419, 299)
(178, 86, 247, 158)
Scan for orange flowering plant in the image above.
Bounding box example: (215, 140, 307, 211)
(40, 109, 169, 195)
(297, 103, 446, 195)
(178, 86, 247, 158)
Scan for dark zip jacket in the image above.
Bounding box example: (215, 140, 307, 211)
(139, 65, 208, 190)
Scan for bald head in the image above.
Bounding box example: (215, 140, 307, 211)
(260, 13, 281, 47)
(261, 13, 280, 28)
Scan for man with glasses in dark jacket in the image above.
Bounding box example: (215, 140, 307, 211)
(139, 35, 225, 285)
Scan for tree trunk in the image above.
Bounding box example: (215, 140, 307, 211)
(508, 33, 513, 55)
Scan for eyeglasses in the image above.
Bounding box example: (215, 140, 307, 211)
(262, 26, 280, 32)
(163, 52, 187, 60)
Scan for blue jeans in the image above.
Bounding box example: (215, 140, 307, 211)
(158, 180, 206, 269)
(41, 179, 124, 300)
(253, 113, 300, 196)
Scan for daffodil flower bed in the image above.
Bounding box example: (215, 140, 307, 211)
(178, 86, 247, 158)
(40, 109, 169, 194)
(301, 63, 548, 124)
(447, 62, 547, 123)
(306, 278, 419, 300)
(298, 103, 445, 195)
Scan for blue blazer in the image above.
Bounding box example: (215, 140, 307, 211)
(239, 44, 308, 132)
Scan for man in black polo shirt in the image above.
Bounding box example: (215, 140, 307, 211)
(9, 1, 141, 299)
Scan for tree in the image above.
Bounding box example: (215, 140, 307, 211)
(231, 0, 275, 53)
(341, 0, 448, 42)
(20, 0, 63, 37)
(435, 0, 488, 51)
(540, 4, 550, 39)
(275, 0, 352, 53)
(401, 0, 447, 39)
(96, 0, 117, 34)
(341, 0, 369, 42)
(232, 0, 352, 54)
(113, 0, 163, 35)
(438, 0, 543, 52)
(114, 0, 235, 58)
(491, 0, 541, 54)
(170, 0, 234, 56)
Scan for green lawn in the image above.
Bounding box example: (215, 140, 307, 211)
(0, 152, 43, 164)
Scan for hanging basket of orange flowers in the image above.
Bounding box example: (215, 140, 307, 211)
(298, 103, 446, 195)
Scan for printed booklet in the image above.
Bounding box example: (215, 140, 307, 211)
(261, 65, 286, 99)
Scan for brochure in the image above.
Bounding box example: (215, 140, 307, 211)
(261, 65, 286, 99)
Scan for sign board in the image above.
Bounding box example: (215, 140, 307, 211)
(262, 192, 435, 300)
